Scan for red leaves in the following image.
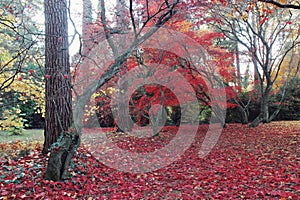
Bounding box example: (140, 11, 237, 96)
(259, 17, 269, 25)
(1, 123, 299, 198)
(57, 36, 63, 43)
(45, 74, 51, 79)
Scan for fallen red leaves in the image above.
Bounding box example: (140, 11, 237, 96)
(0, 121, 299, 199)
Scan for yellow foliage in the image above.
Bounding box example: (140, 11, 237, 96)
(0, 107, 27, 135)
(0, 1, 45, 133)
(273, 47, 300, 88)
(177, 21, 193, 33)
(0, 29, 45, 132)
(0, 74, 45, 132)
(241, 12, 248, 21)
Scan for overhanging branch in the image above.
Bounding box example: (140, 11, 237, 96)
(259, 0, 300, 9)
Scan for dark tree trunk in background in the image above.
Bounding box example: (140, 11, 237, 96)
(43, 0, 72, 154)
(43, 0, 78, 181)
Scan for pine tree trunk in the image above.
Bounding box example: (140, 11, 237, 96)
(43, 0, 72, 154)
(43, 0, 76, 181)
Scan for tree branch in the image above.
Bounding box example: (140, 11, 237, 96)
(259, 0, 300, 9)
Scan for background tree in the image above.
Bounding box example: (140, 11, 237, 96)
(210, 0, 300, 126)
(76, 0, 236, 130)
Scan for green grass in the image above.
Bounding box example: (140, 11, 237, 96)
(0, 129, 44, 144)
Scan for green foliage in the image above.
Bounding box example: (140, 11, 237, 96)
(0, 0, 44, 132)
(274, 78, 300, 120)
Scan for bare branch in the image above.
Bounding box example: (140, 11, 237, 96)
(259, 0, 300, 9)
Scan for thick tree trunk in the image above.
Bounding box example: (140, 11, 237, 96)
(43, 0, 72, 154)
(43, 0, 76, 181)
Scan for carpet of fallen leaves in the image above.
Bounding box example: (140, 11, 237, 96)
(0, 121, 299, 199)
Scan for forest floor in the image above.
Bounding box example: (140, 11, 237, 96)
(0, 121, 299, 199)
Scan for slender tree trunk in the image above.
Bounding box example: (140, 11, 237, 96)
(237, 105, 249, 124)
(250, 86, 271, 127)
(82, 0, 93, 56)
(235, 47, 241, 86)
(262, 96, 270, 123)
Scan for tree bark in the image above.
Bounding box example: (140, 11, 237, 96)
(43, 0, 77, 181)
(114, 0, 133, 132)
(82, 0, 93, 56)
(43, 0, 72, 154)
(116, 64, 134, 132)
(250, 86, 271, 127)
(237, 105, 249, 124)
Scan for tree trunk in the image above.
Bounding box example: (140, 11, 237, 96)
(250, 113, 263, 128)
(114, 0, 133, 132)
(43, 0, 76, 181)
(237, 105, 249, 124)
(82, 0, 93, 56)
(44, 127, 80, 181)
(116, 67, 134, 132)
(43, 0, 72, 154)
(250, 88, 271, 127)
(262, 98, 270, 123)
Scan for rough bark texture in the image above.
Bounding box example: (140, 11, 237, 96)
(250, 85, 272, 127)
(43, 0, 78, 181)
(43, 0, 72, 154)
